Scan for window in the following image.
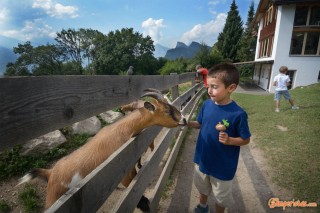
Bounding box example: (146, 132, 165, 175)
(290, 32, 304, 54)
(305, 32, 320, 54)
(290, 6, 320, 56)
(258, 4, 276, 58)
(269, 35, 274, 56)
(259, 38, 272, 58)
(263, 5, 274, 27)
(294, 7, 308, 26)
(309, 7, 320, 26)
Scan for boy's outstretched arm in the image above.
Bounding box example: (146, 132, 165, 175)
(187, 121, 201, 129)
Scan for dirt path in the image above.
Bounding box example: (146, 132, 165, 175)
(156, 128, 299, 213)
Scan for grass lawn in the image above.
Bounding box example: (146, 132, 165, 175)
(232, 83, 320, 203)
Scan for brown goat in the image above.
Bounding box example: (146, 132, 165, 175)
(120, 99, 145, 113)
(120, 100, 154, 169)
(17, 90, 186, 211)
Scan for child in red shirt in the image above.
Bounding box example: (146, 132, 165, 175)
(196, 65, 208, 88)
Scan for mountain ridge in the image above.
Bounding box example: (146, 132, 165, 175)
(164, 41, 210, 60)
(0, 46, 18, 75)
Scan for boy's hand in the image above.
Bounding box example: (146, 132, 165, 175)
(219, 132, 229, 144)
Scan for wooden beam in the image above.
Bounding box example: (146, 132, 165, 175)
(0, 75, 195, 151)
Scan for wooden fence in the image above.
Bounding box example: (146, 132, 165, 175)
(0, 73, 205, 212)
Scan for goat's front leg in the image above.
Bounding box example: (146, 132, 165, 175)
(138, 141, 155, 169)
(121, 166, 137, 187)
(121, 167, 150, 212)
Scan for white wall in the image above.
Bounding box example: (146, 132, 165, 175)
(271, 5, 320, 92)
(255, 5, 320, 93)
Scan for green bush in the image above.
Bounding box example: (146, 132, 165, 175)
(0, 200, 11, 213)
(18, 185, 41, 213)
(0, 134, 91, 180)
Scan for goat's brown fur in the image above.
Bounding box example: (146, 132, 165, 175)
(120, 100, 156, 169)
(120, 100, 145, 113)
(18, 98, 184, 210)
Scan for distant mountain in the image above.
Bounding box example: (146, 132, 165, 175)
(154, 44, 170, 58)
(0, 35, 22, 49)
(164, 41, 210, 60)
(0, 35, 22, 75)
(0, 47, 18, 75)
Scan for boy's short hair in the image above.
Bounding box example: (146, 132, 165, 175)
(208, 63, 239, 87)
(279, 66, 288, 73)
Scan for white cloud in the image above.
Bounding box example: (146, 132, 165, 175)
(208, 0, 220, 6)
(32, 0, 78, 18)
(0, 8, 9, 25)
(208, 0, 227, 16)
(1, 19, 55, 41)
(180, 13, 227, 46)
(141, 18, 165, 44)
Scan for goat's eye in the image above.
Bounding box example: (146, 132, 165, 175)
(167, 105, 179, 122)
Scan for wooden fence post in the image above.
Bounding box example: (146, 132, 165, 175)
(170, 73, 179, 100)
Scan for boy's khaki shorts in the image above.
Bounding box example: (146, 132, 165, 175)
(193, 164, 234, 208)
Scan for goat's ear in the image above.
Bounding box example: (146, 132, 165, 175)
(144, 102, 155, 111)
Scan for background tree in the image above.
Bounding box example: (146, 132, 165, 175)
(236, 1, 257, 78)
(94, 28, 155, 75)
(79, 29, 103, 65)
(210, 45, 223, 65)
(55, 29, 82, 69)
(4, 42, 64, 76)
(193, 42, 213, 68)
(237, 1, 256, 62)
(216, 0, 243, 62)
(5, 62, 30, 76)
(159, 58, 187, 75)
(55, 28, 102, 74)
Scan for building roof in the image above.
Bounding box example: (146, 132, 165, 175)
(253, 0, 320, 25)
(234, 60, 274, 66)
(273, 0, 320, 5)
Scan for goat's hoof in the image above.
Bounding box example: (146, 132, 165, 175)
(137, 195, 150, 212)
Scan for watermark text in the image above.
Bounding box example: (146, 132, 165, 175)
(268, 198, 317, 210)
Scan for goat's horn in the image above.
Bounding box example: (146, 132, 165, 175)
(141, 92, 165, 102)
(144, 88, 163, 94)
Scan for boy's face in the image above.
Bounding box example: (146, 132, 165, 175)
(207, 76, 237, 105)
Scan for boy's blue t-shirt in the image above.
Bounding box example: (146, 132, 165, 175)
(194, 99, 251, 181)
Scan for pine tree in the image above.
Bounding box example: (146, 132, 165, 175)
(216, 0, 243, 62)
(237, 1, 257, 62)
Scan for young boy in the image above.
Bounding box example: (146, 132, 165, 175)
(187, 63, 251, 213)
(273, 66, 299, 112)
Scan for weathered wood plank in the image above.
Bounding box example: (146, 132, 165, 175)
(179, 72, 196, 84)
(0, 75, 184, 151)
(171, 85, 179, 100)
(173, 83, 202, 108)
(112, 127, 179, 212)
(149, 88, 205, 211)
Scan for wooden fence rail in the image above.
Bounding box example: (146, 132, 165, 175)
(0, 73, 204, 212)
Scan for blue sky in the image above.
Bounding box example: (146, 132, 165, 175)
(0, 0, 258, 48)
